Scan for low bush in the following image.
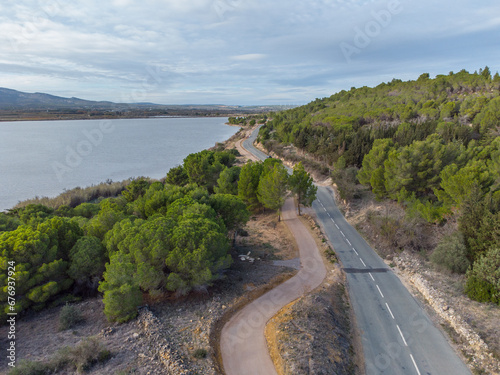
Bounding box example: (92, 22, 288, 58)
(430, 232, 470, 274)
(193, 348, 208, 359)
(465, 276, 498, 303)
(8, 337, 110, 375)
(59, 303, 84, 331)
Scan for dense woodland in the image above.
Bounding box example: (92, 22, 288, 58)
(259, 67, 500, 304)
(0, 146, 315, 323)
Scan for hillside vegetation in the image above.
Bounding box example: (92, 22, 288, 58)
(1, 140, 316, 325)
(258, 67, 500, 304)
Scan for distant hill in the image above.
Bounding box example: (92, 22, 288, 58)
(0, 87, 295, 113)
(0, 87, 122, 110)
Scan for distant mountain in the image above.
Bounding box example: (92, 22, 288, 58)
(0, 87, 296, 113)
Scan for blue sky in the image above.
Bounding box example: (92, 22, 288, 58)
(1, 0, 500, 105)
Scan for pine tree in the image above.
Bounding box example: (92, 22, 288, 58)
(257, 163, 289, 221)
(288, 162, 317, 215)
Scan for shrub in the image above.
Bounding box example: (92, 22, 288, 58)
(465, 276, 497, 303)
(59, 303, 84, 331)
(430, 232, 470, 273)
(58, 337, 111, 373)
(193, 348, 208, 359)
(8, 360, 51, 375)
(465, 247, 500, 304)
(8, 338, 110, 375)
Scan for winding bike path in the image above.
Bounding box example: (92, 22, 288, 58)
(220, 133, 327, 375)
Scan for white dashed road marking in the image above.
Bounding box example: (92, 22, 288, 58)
(346, 239, 351, 246)
(360, 258, 366, 267)
(376, 284, 384, 298)
(369, 272, 374, 281)
(397, 325, 408, 346)
(410, 354, 422, 375)
(386, 303, 395, 319)
(353, 248, 359, 255)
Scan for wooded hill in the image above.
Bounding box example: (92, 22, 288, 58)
(259, 67, 500, 304)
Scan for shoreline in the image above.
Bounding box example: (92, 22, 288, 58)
(2, 119, 242, 212)
(0, 114, 235, 123)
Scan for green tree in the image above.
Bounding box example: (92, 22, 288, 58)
(384, 134, 460, 199)
(465, 247, 500, 304)
(435, 162, 494, 209)
(85, 199, 128, 240)
(68, 236, 106, 292)
(0, 213, 20, 232)
(474, 97, 500, 134)
(166, 165, 189, 186)
(257, 163, 289, 221)
(98, 252, 142, 322)
(122, 178, 151, 202)
(209, 194, 250, 244)
(358, 138, 394, 199)
(183, 150, 236, 192)
(166, 215, 231, 294)
(214, 166, 241, 195)
(288, 162, 317, 215)
(18, 204, 54, 226)
(0, 225, 74, 317)
(238, 161, 264, 210)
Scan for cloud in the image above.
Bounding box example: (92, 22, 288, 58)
(0, 0, 498, 104)
(231, 54, 266, 61)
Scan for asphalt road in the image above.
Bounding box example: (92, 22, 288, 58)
(242, 126, 471, 375)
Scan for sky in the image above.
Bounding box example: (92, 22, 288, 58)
(1, 0, 500, 105)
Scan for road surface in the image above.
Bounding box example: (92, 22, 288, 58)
(220, 131, 327, 375)
(240, 125, 471, 375)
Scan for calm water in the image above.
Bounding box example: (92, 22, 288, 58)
(0, 117, 237, 211)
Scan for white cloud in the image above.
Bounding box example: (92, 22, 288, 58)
(0, 0, 498, 104)
(231, 54, 266, 61)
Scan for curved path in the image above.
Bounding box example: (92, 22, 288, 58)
(220, 130, 327, 375)
(239, 126, 471, 375)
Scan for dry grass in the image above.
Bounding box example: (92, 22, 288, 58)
(236, 211, 299, 261)
(12, 179, 134, 210)
(265, 301, 297, 375)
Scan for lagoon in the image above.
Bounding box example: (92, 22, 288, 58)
(0, 117, 237, 211)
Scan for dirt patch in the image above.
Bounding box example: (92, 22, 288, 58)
(265, 282, 356, 375)
(265, 301, 296, 375)
(0, 298, 170, 375)
(238, 211, 299, 261)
